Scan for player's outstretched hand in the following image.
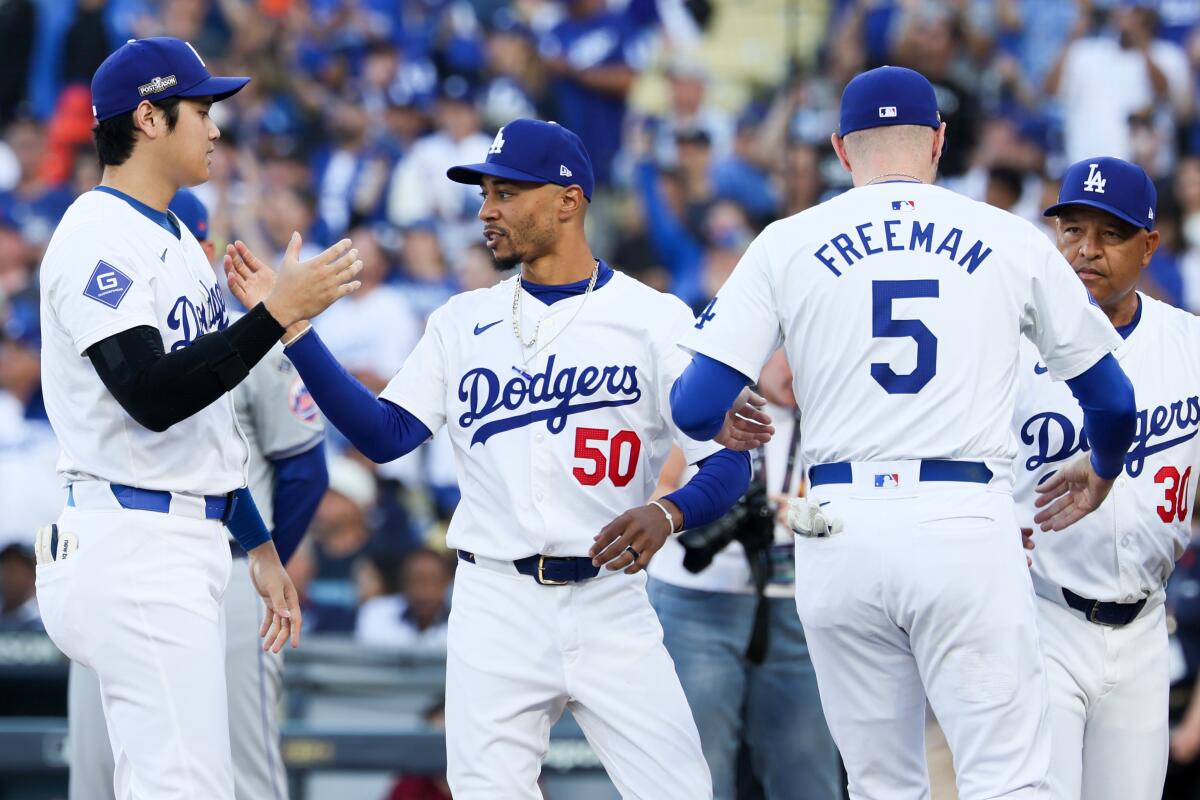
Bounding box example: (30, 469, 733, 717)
(248, 541, 303, 652)
(589, 500, 681, 574)
(1032, 455, 1115, 532)
(715, 387, 774, 452)
(227, 232, 363, 327)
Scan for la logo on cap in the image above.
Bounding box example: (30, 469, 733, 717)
(488, 129, 506, 155)
(1083, 163, 1106, 194)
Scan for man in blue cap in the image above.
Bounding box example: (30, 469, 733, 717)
(667, 66, 1139, 797)
(67, 189, 329, 800)
(224, 117, 774, 798)
(1009, 156, 1199, 800)
(35, 38, 360, 798)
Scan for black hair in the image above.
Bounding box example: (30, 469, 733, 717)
(93, 96, 183, 168)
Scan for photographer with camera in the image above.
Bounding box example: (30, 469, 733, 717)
(648, 352, 840, 800)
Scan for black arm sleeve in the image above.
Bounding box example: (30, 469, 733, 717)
(86, 303, 285, 433)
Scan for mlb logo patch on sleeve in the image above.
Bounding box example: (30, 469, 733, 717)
(83, 261, 133, 309)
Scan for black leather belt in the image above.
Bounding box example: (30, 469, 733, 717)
(1063, 588, 1147, 627)
(458, 550, 600, 585)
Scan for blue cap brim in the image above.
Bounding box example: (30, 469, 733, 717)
(447, 161, 553, 187)
(1042, 199, 1150, 231)
(181, 75, 250, 102)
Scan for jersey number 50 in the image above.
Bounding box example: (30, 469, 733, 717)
(871, 280, 939, 394)
(573, 428, 642, 487)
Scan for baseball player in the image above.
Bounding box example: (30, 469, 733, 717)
(225, 118, 773, 799)
(67, 189, 329, 800)
(34, 38, 360, 799)
(669, 66, 1139, 799)
(1011, 156, 1198, 799)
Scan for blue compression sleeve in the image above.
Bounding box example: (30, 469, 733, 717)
(1064, 353, 1137, 479)
(269, 441, 328, 566)
(285, 330, 432, 463)
(670, 353, 754, 441)
(663, 449, 753, 530)
(227, 487, 270, 551)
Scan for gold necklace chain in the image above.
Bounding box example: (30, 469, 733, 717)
(865, 172, 924, 185)
(511, 261, 599, 349)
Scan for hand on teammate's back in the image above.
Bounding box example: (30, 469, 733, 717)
(1032, 454, 1116, 532)
(715, 388, 775, 452)
(247, 541, 304, 652)
(225, 232, 362, 328)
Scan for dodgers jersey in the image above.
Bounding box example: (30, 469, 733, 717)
(1013, 293, 1200, 604)
(682, 182, 1121, 480)
(381, 268, 721, 560)
(39, 190, 248, 495)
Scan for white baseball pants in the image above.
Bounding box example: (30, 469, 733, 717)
(795, 464, 1051, 800)
(445, 556, 712, 799)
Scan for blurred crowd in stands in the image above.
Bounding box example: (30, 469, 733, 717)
(4, 0, 1200, 756)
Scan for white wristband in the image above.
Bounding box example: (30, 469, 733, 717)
(282, 323, 312, 348)
(648, 500, 678, 536)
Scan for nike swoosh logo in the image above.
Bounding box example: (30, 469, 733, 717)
(474, 320, 503, 336)
(1034, 363, 1048, 375)
(159, 248, 167, 262)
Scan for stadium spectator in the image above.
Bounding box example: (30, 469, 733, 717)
(0, 543, 39, 632)
(355, 548, 453, 650)
(0, 118, 74, 247)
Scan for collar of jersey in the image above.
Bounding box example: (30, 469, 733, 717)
(520, 259, 614, 306)
(1114, 294, 1142, 340)
(92, 186, 181, 240)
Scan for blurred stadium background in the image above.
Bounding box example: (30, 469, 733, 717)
(2, 0, 1200, 798)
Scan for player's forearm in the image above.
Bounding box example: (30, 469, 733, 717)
(226, 487, 271, 552)
(269, 441, 328, 565)
(1064, 353, 1137, 479)
(670, 353, 753, 441)
(284, 331, 432, 462)
(86, 304, 285, 432)
(662, 449, 753, 531)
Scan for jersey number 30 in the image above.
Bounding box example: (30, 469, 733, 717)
(871, 280, 939, 394)
(1156, 465, 1193, 523)
(574, 428, 642, 487)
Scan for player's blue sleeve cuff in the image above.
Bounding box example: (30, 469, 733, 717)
(227, 487, 271, 552)
(285, 330, 432, 462)
(269, 441, 328, 565)
(669, 353, 754, 441)
(1064, 352, 1136, 479)
(662, 449, 752, 530)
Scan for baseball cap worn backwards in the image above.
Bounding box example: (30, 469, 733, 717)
(91, 37, 250, 122)
(839, 66, 941, 138)
(1043, 157, 1157, 232)
(446, 119, 595, 201)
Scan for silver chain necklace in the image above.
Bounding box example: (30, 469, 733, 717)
(865, 172, 924, 185)
(512, 261, 599, 348)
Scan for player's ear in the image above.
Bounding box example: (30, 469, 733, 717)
(831, 133, 852, 174)
(131, 101, 161, 139)
(557, 185, 585, 221)
(1142, 229, 1160, 268)
(931, 123, 947, 169)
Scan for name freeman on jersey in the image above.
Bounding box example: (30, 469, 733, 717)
(1020, 396, 1200, 478)
(814, 218, 994, 278)
(458, 354, 642, 446)
(167, 281, 228, 351)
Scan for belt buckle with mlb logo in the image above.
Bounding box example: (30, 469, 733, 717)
(874, 473, 900, 489)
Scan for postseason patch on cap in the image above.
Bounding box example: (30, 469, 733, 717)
(138, 75, 178, 97)
(83, 261, 133, 309)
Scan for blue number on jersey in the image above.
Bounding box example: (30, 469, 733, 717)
(870, 279, 938, 394)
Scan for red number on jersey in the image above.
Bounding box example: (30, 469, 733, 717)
(572, 428, 643, 487)
(1155, 465, 1193, 523)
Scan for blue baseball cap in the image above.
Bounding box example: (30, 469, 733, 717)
(446, 119, 594, 201)
(91, 37, 250, 122)
(839, 66, 941, 137)
(1043, 157, 1156, 231)
(169, 188, 209, 241)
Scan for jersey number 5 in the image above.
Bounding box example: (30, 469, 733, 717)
(1155, 465, 1193, 523)
(871, 279, 939, 394)
(573, 428, 642, 487)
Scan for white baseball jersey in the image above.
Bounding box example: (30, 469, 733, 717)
(39, 189, 248, 494)
(1013, 293, 1200, 604)
(381, 268, 721, 560)
(682, 182, 1122, 479)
